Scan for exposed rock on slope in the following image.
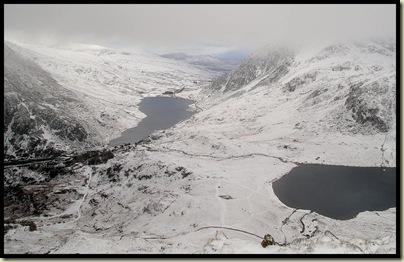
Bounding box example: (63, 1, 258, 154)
(4, 44, 92, 159)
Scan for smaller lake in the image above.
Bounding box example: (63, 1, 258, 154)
(272, 164, 396, 220)
(109, 96, 196, 147)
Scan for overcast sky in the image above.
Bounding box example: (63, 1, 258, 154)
(4, 4, 396, 54)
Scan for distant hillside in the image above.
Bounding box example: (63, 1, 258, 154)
(161, 52, 241, 74)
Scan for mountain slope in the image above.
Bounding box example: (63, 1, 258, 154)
(4, 41, 214, 157)
(4, 44, 92, 159)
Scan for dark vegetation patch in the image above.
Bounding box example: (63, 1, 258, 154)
(72, 150, 114, 165)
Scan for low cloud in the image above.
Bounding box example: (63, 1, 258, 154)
(5, 4, 396, 52)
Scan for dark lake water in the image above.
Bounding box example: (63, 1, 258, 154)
(109, 96, 196, 147)
(272, 164, 396, 220)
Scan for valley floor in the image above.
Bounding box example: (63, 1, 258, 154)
(4, 90, 396, 254)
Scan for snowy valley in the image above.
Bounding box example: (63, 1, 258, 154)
(4, 38, 397, 255)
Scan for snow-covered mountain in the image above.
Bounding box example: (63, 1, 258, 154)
(203, 39, 396, 136)
(4, 41, 213, 159)
(161, 52, 241, 74)
(4, 38, 396, 254)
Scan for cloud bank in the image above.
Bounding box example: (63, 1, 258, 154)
(5, 4, 396, 52)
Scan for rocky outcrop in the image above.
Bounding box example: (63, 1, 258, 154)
(345, 79, 395, 133)
(4, 44, 91, 159)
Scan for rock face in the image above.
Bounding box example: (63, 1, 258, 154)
(4, 44, 92, 160)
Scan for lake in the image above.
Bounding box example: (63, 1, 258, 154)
(109, 96, 196, 147)
(272, 164, 396, 220)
